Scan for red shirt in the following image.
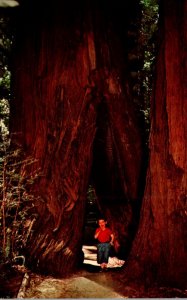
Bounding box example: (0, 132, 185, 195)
(95, 227, 112, 243)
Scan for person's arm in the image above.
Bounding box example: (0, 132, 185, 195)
(94, 229, 101, 239)
(110, 233, 114, 245)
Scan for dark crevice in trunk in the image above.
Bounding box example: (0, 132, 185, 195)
(91, 100, 125, 204)
(83, 99, 142, 261)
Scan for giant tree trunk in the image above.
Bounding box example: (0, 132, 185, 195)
(10, 0, 143, 276)
(125, 0, 187, 288)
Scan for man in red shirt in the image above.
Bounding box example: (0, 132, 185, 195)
(94, 217, 114, 271)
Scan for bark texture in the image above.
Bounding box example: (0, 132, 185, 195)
(126, 0, 187, 288)
(10, 0, 143, 276)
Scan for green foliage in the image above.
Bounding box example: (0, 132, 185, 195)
(0, 15, 13, 147)
(0, 67, 11, 90)
(0, 16, 14, 65)
(0, 21, 14, 160)
(139, 0, 159, 131)
(0, 97, 10, 146)
(140, 0, 158, 10)
(127, 0, 159, 145)
(140, 0, 159, 74)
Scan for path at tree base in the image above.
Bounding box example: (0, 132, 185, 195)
(24, 274, 124, 298)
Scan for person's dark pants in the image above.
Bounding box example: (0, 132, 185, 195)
(97, 242, 111, 264)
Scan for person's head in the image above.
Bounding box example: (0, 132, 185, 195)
(98, 218, 107, 229)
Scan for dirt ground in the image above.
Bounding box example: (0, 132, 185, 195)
(1, 265, 187, 298)
(22, 266, 187, 299)
(1, 246, 187, 298)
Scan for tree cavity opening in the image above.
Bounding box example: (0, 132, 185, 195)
(82, 100, 137, 269)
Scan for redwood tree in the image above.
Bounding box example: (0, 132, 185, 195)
(126, 0, 187, 288)
(10, 0, 143, 275)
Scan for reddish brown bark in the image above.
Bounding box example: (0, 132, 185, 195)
(10, 0, 143, 276)
(125, 0, 187, 288)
